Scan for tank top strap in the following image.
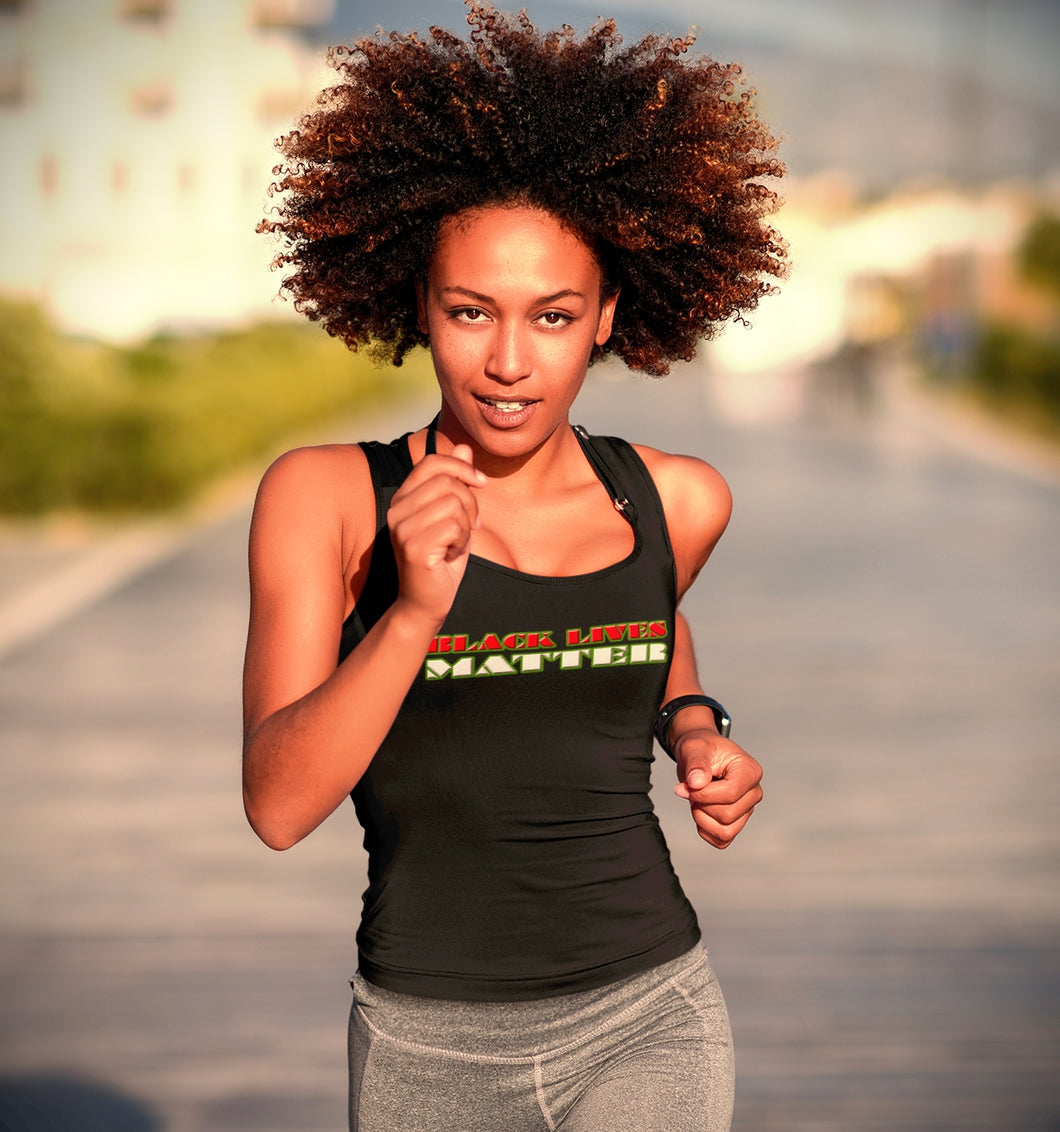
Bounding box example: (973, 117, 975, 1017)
(360, 433, 416, 525)
(425, 413, 441, 455)
(572, 426, 677, 579)
(338, 434, 414, 661)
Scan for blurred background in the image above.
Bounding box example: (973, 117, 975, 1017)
(2, 0, 1060, 514)
(0, 1, 1058, 1130)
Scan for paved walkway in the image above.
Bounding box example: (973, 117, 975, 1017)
(1, 366, 1058, 1130)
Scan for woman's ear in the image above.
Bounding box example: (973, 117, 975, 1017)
(414, 279, 429, 335)
(595, 289, 620, 346)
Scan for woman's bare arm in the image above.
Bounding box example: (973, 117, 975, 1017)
(637, 448, 763, 848)
(242, 442, 483, 850)
(660, 614, 763, 848)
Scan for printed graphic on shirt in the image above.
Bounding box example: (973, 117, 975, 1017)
(424, 620, 669, 680)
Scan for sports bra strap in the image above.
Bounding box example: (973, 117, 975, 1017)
(572, 424, 635, 520)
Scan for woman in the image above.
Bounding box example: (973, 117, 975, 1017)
(246, 5, 785, 1129)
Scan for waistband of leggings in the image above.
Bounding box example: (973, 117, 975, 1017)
(350, 943, 711, 1062)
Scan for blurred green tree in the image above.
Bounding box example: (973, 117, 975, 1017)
(0, 298, 432, 515)
(1019, 212, 1060, 301)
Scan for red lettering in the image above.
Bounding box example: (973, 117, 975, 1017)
(429, 634, 468, 653)
(468, 633, 502, 652)
(528, 632, 554, 649)
(648, 621, 667, 638)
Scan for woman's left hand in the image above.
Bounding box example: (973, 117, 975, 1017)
(672, 730, 763, 849)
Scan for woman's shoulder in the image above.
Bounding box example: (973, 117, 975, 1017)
(631, 443, 733, 596)
(254, 442, 370, 512)
(631, 443, 731, 516)
(250, 442, 376, 566)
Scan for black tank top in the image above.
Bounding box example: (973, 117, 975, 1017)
(339, 425, 700, 1000)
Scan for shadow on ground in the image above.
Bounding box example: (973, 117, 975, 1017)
(0, 1073, 160, 1131)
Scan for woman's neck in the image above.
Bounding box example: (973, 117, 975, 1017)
(428, 413, 588, 499)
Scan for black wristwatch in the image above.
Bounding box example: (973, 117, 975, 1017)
(653, 694, 732, 760)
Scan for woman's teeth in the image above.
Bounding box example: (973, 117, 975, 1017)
(484, 398, 530, 412)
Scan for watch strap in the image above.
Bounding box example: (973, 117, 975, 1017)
(653, 694, 732, 759)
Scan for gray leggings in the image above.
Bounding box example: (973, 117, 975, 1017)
(347, 945, 733, 1131)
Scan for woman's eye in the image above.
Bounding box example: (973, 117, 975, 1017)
(455, 307, 487, 322)
(539, 311, 571, 327)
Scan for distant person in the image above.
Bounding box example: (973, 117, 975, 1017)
(244, 4, 784, 1129)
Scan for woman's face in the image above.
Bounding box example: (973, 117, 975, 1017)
(417, 205, 618, 461)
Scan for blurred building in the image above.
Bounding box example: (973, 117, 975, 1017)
(704, 179, 1042, 422)
(0, 0, 333, 341)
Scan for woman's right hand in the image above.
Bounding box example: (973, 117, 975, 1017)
(386, 443, 486, 627)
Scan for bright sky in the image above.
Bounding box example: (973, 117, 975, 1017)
(327, 0, 1060, 104)
(658, 0, 1059, 99)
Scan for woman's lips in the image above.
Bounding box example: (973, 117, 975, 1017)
(473, 394, 539, 428)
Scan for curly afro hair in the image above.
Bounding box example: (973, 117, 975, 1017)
(259, 1, 787, 376)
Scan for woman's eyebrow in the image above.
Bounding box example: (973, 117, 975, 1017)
(440, 286, 585, 305)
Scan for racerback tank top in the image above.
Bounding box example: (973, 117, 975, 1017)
(339, 424, 700, 1000)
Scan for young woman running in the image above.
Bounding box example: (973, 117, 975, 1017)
(245, 5, 785, 1128)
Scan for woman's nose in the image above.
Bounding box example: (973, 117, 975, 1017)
(485, 323, 532, 384)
